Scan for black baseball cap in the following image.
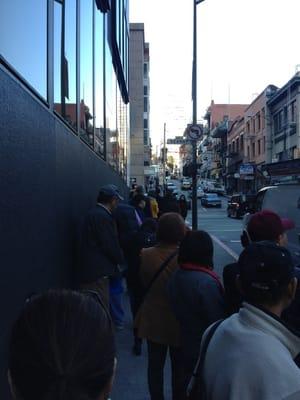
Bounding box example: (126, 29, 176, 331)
(98, 184, 123, 200)
(238, 241, 295, 293)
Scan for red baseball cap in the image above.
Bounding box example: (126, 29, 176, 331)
(247, 210, 295, 242)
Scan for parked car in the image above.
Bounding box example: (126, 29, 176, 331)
(201, 193, 222, 208)
(181, 179, 192, 190)
(227, 194, 256, 219)
(213, 183, 226, 195)
(245, 183, 300, 265)
(197, 187, 205, 198)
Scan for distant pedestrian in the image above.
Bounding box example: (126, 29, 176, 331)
(178, 194, 188, 220)
(78, 185, 124, 307)
(135, 213, 187, 400)
(8, 290, 116, 400)
(131, 194, 147, 225)
(199, 242, 300, 400)
(159, 191, 180, 216)
(169, 230, 226, 392)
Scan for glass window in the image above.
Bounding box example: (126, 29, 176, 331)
(240, 135, 244, 151)
(144, 63, 148, 76)
(0, 0, 47, 98)
(105, 32, 118, 170)
(54, 0, 77, 130)
(262, 108, 265, 129)
(144, 97, 148, 112)
(144, 119, 148, 129)
(144, 86, 148, 96)
(263, 136, 266, 153)
(258, 139, 261, 155)
(252, 142, 255, 157)
(144, 130, 148, 145)
(95, 10, 105, 158)
(80, 0, 94, 146)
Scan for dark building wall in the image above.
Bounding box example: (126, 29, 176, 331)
(0, 67, 128, 398)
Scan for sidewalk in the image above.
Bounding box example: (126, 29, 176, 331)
(111, 292, 172, 400)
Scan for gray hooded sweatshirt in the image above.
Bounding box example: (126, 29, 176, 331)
(203, 303, 300, 400)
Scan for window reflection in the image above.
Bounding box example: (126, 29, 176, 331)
(0, 0, 47, 98)
(80, 0, 94, 146)
(105, 37, 118, 170)
(95, 11, 105, 158)
(54, 0, 77, 130)
(117, 84, 128, 178)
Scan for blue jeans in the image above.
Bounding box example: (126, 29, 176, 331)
(109, 278, 124, 326)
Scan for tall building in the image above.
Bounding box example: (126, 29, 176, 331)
(129, 23, 151, 187)
(0, 1, 129, 395)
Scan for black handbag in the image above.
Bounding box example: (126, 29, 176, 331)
(187, 319, 223, 400)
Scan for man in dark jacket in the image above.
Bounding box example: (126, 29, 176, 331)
(79, 185, 124, 307)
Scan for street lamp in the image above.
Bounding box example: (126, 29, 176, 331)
(191, 0, 205, 230)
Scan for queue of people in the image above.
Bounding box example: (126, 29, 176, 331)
(7, 183, 300, 400)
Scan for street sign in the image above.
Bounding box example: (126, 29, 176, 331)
(167, 137, 186, 145)
(187, 124, 203, 141)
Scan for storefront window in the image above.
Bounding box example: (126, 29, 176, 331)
(80, 0, 94, 146)
(0, 0, 47, 98)
(54, 0, 77, 130)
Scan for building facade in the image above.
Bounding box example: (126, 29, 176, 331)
(0, 1, 129, 395)
(204, 101, 248, 183)
(129, 23, 151, 187)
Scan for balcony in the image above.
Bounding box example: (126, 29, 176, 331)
(211, 120, 228, 138)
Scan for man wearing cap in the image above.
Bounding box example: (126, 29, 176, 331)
(201, 241, 300, 400)
(223, 210, 296, 315)
(79, 184, 124, 307)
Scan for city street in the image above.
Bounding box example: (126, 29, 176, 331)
(111, 196, 244, 400)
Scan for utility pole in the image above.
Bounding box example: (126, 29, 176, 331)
(163, 122, 166, 195)
(192, 0, 198, 230)
(191, 0, 205, 230)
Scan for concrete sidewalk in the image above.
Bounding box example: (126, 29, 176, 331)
(111, 292, 172, 400)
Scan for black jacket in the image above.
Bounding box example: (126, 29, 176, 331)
(79, 205, 124, 283)
(168, 268, 226, 372)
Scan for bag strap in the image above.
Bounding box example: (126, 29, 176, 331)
(140, 250, 178, 304)
(187, 319, 223, 397)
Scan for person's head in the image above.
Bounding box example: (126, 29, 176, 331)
(135, 185, 145, 195)
(237, 241, 297, 314)
(178, 230, 214, 269)
(9, 290, 115, 400)
(97, 184, 123, 211)
(179, 194, 186, 202)
(241, 210, 294, 248)
(132, 194, 146, 209)
(157, 213, 186, 245)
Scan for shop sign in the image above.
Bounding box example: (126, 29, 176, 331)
(240, 164, 254, 175)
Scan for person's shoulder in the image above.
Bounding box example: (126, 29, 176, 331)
(223, 262, 239, 276)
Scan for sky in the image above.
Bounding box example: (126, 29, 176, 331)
(129, 0, 300, 149)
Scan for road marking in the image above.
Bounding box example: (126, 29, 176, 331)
(211, 234, 239, 261)
(207, 229, 241, 232)
(201, 207, 207, 212)
(230, 240, 241, 243)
